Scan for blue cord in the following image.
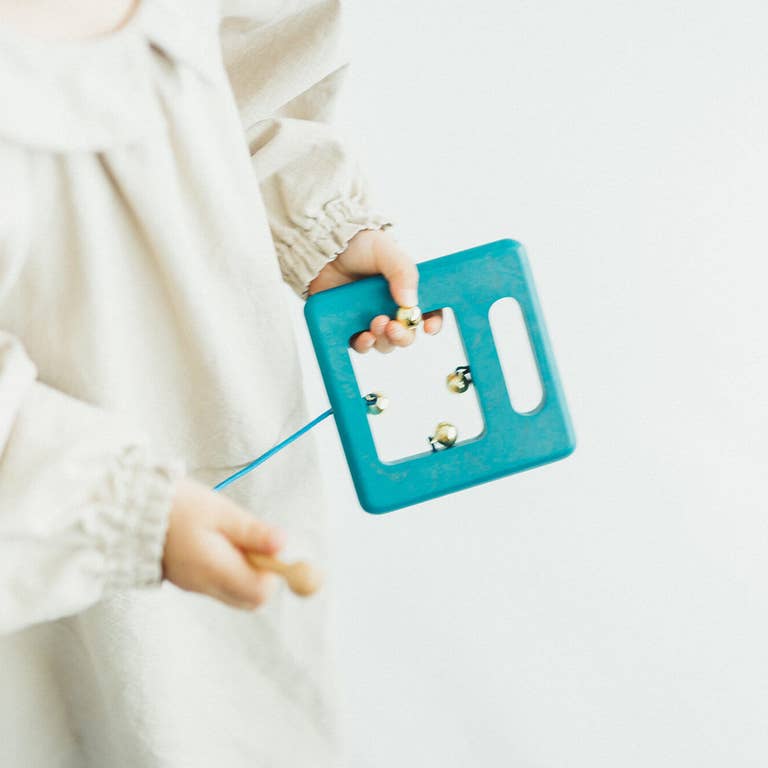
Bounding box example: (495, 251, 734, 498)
(213, 407, 334, 491)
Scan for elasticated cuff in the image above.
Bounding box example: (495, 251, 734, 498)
(99, 446, 185, 593)
(274, 196, 393, 300)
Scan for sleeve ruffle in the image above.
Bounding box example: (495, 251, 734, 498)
(0, 335, 186, 635)
(0, 441, 184, 635)
(272, 195, 393, 300)
(100, 446, 183, 593)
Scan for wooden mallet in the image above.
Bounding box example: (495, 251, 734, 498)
(246, 553, 322, 597)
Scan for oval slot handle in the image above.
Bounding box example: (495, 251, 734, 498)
(488, 297, 543, 414)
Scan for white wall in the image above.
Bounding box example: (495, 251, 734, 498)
(290, 2, 768, 765)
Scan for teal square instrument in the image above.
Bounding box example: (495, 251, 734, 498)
(304, 238, 576, 514)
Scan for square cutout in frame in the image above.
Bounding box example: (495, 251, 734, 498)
(348, 307, 485, 464)
(304, 239, 575, 514)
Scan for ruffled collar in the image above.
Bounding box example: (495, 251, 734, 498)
(0, 0, 224, 152)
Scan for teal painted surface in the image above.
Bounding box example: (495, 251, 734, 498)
(304, 239, 576, 514)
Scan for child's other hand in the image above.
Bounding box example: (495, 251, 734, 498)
(306, 228, 443, 354)
(162, 478, 285, 609)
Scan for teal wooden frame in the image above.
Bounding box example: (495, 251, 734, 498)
(304, 239, 576, 514)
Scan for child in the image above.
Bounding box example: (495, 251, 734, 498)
(0, 1, 441, 765)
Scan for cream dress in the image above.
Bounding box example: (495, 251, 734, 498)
(0, 1, 388, 765)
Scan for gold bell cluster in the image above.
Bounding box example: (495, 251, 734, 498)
(446, 365, 472, 393)
(364, 392, 389, 415)
(395, 305, 423, 330)
(363, 305, 474, 452)
(428, 421, 458, 451)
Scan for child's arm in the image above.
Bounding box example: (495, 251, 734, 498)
(0, 335, 176, 633)
(221, 3, 388, 297)
(0, 334, 285, 635)
(220, 2, 442, 351)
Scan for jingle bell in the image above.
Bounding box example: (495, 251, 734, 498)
(364, 392, 389, 415)
(446, 365, 472, 393)
(395, 305, 423, 330)
(428, 421, 458, 451)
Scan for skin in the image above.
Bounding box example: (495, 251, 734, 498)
(0, 0, 139, 39)
(163, 478, 285, 609)
(309, 228, 443, 352)
(1, 1, 441, 610)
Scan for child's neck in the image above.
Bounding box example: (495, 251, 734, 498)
(0, 0, 139, 42)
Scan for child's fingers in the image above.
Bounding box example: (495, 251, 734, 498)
(350, 330, 376, 353)
(352, 310, 424, 354)
(211, 550, 279, 608)
(217, 505, 285, 555)
(385, 319, 416, 348)
(369, 314, 394, 353)
(369, 314, 389, 336)
(423, 309, 443, 335)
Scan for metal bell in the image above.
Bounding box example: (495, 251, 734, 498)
(446, 365, 472, 393)
(395, 305, 423, 330)
(364, 392, 389, 415)
(428, 421, 458, 451)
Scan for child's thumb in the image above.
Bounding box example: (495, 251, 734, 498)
(373, 233, 419, 308)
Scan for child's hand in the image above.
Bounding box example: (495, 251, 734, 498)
(162, 478, 285, 609)
(307, 228, 443, 353)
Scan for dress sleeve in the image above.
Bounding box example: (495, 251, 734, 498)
(220, 0, 393, 299)
(0, 333, 183, 636)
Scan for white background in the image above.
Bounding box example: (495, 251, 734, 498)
(289, 2, 768, 765)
